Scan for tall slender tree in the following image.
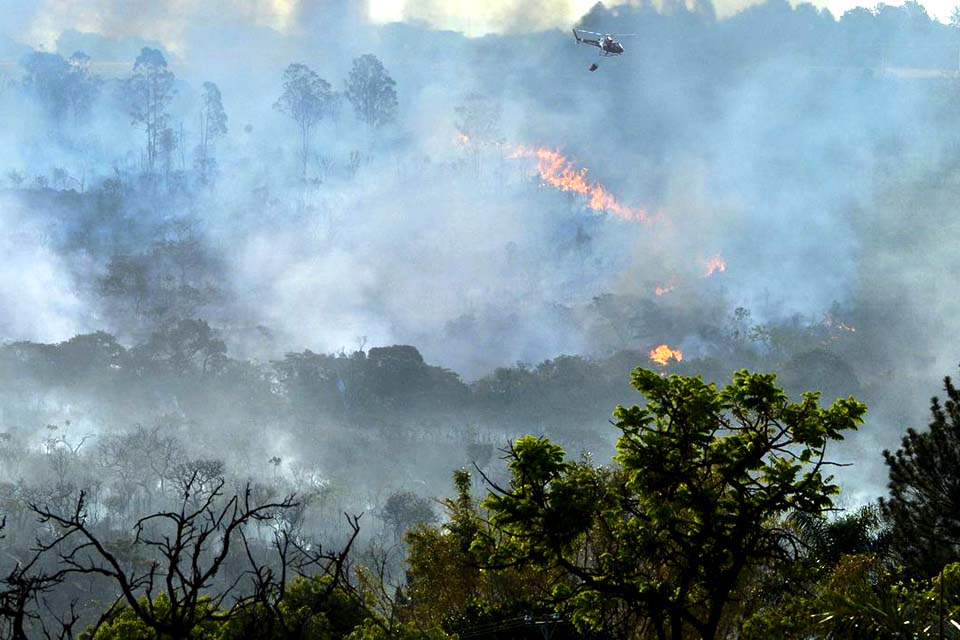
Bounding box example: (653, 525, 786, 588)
(195, 81, 227, 183)
(123, 47, 176, 173)
(275, 63, 333, 180)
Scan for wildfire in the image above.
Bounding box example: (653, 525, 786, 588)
(704, 255, 727, 277)
(508, 146, 653, 223)
(654, 283, 677, 296)
(456, 132, 471, 146)
(649, 344, 683, 366)
(823, 314, 857, 333)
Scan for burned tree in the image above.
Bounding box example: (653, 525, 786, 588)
(0, 516, 75, 640)
(31, 474, 296, 640)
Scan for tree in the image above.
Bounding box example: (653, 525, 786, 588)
(19, 51, 97, 127)
(743, 555, 960, 640)
(158, 125, 179, 181)
(20, 52, 69, 121)
(82, 522, 366, 640)
(123, 47, 176, 173)
(404, 471, 560, 637)
(65, 51, 98, 125)
(882, 369, 960, 578)
(275, 63, 334, 180)
(740, 505, 892, 639)
(219, 574, 368, 640)
(96, 424, 185, 517)
(344, 54, 397, 132)
(133, 318, 227, 376)
(98, 255, 150, 315)
(0, 516, 77, 640)
(380, 491, 435, 541)
(474, 368, 866, 639)
(32, 476, 296, 640)
(195, 81, 227, 184)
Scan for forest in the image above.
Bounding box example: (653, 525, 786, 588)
(4, 0, 960, 636)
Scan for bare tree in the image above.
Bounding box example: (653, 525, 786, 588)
(236, 513, 363, 638)
(0, 517, 74, 640)
(97, 425, 186, 519)
(31, 474, 296, 640)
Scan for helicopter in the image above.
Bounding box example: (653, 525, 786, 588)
(572, 29, 634, 71)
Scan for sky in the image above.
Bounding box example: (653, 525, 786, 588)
(2, 0, 957, 55)
(368, 0, 956, 28)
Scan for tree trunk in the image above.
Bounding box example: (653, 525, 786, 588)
(301, 123, 309, 181)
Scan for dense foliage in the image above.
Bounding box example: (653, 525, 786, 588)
(883, 373, 960, 579)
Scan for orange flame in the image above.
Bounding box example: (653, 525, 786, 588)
(456, 132, 471, 145)
(704, 255, 727, 277)
(823, 314, 857, 333)
(649, 344, 683, 366)
(508, 146, 653, 223)
(654, 283, 677, 296)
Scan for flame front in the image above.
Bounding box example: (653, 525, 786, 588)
(704, 255, 727, 277)
(508, 146, 653, 223)
(824, 314, 857, 333)
(649, 344, 683, 366)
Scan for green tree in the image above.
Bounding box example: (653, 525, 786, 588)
(80, 594, 222, 640)
(404, 471, 560, 636)
(474, 368, 866, 639)
(882, 369, 960, 578)
(220, 575, 369, 640)
(740, 506, 892, 639)
(744, 555, 960, 639)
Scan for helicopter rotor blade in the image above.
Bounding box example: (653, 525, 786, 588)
(575, 30, 604, 36)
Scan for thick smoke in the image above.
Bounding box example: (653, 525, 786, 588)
(0, 194, 92, 342)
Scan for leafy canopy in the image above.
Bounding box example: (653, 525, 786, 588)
(474, 368, 866, 639)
